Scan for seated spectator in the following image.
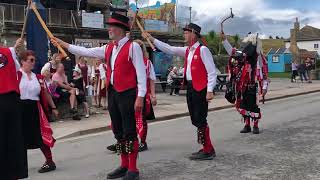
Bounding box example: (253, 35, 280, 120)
(167, 67, 180, 96)
(71, 69, 90, 118)
(42, 69, 59, 99)
(41, 53, 62, 76)
(52, 63, 80, 120)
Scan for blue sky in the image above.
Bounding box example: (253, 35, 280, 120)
(130, 0, 320, 38)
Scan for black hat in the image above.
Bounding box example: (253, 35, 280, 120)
(106, 13, 130, 31)
(183, 23, 202, 37)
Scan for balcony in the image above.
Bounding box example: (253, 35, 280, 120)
(0, 3, 107, 29)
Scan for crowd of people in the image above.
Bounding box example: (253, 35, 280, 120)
(39, 53, 113, 121)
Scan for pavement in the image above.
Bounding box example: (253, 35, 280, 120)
(51, 78, 320, 140)
(27, 92, 320, 180)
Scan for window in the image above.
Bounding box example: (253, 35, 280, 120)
(314, 44, 319, 49)
(272, 55, 280, 63)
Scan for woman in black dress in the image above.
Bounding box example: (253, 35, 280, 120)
(18, 50, 58, 173)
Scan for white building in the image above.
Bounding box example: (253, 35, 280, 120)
(285, 25, 320, 55)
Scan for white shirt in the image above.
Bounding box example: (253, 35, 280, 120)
(222, 39, 268, 90)
(148, 62, 156, 81)
(68, 36, 147, 97)
(153, 39, 217, 92)
(9, 47, 20, 71)
(19, 70, 41, 101)
(99, 63, 106, 80)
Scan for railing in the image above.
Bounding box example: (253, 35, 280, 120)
(0, 3, 92, 29)
(0, 3, 186, 33)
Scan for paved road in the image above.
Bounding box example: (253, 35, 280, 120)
(27, 93, 320, 180)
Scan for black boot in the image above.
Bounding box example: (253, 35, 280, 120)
(240, 125, 251, 133)
(38, 161, 56, 173)
(138, 142, 148, 152)
(252, 126, 260, 134)
(122, 171, 139, 180)
(107, 143, 117, 152)
(189, 150, 216, 161)
(107, 167, 128, 179)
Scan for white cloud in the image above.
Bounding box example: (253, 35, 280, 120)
(131, 0, 320, 37)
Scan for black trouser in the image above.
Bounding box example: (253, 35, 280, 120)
(186, 81, 208, 128)
(170, 79, 181, 95)
(108, 86, 137, 141)
(291, 70, 298, 81)
(0, 92, 28, 179)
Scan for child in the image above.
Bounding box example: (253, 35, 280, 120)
(71, 69, 90, 118)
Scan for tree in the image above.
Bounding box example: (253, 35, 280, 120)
(269, 35, 273, 39)
(233, 34, 240, 48)
(276, 36, 280, 39)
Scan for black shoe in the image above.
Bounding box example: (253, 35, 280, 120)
(107, 144, 117, 152)
(122, 171, 139, 180)
(107, 167, 128, 179)
(38, 161, 56, 173)
(189, 150, 216, 161)
(240, 125, 251, 133)
(138, 142, 148, 152)
(191, 149, 203, 155)
(72, 115, 81, 121)
(252, 126, 260, 134)
(70, 108, 77, 114)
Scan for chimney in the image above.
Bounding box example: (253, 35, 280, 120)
(294, 17, 300, 31)
(289, 17, 300, 63)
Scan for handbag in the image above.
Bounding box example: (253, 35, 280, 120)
(225, 81, 236, 104)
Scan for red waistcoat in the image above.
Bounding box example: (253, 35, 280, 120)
(183, 45, 208, 92)
(105, 41, 137, 92)
(0, 47, 20, 94)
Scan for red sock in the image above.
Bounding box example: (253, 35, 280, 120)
(120, 154, 129, 168)
(253, 120, 259, 128)
(140, 120, 148, 144)
(203, 126, 214, 153)
(245, 118, 250, 126)
(40, 145, 53, 163)
(128, 140, 139, 172)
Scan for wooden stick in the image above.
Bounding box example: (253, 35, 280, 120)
(136, 18, 156, 51)
(20, 0, 32, 39)
(30, 3, 70, 60)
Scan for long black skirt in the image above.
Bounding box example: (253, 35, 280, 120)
(20, 99, 43, 150)
(0, 92, 28, 179)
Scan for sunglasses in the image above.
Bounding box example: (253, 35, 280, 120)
(27, 58, 35, 63)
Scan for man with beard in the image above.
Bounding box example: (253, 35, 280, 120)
(51, 13, 146, 180)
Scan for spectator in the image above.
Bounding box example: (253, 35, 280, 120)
(291, 62, 298, 83)
(297, 63, 308, 83)
(52, 63, 80, 120)
(92, 59, 103, 107)
(98, 61, 107, 110)
(41, 53, 62, 75)
(178, 67, 184, 76)
(42, 69, 59, 99)
(167, 67, 180, 96)
(74, 56, 91, 88)
(71, 69, 90, 118)
(305, 58, 313, 83)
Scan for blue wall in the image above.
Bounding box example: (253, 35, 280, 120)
(268, 53, 292, 72)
